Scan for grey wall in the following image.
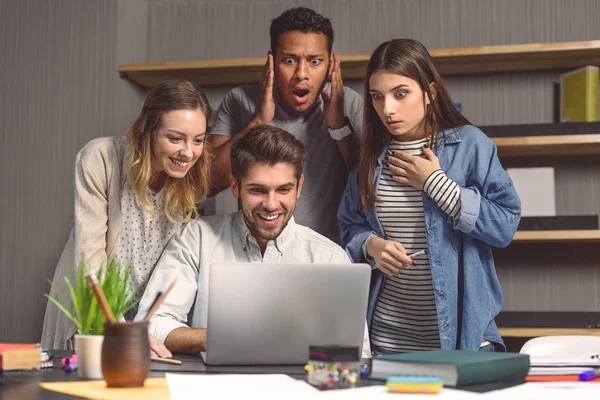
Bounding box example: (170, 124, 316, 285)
(2, 0, 600, 342)
(0, 0, 146, 342)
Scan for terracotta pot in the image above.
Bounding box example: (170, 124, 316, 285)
(101, 322, 150, 387)
(75, 334, 104, 379)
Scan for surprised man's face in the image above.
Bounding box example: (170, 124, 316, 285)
(273, 31, 329, 112)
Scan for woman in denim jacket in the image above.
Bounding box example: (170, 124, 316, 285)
(338, 39, 521, 354)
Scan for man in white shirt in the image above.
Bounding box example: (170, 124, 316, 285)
(135, 125, 369, 355)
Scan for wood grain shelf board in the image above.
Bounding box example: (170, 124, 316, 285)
(118, 40, 600, 87)
(494, 134, 600, 157)
(499, 327, 600, 337)
(512, 230, 600, 243)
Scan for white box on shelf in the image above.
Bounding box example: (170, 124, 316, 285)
(507, 167, 556, 217)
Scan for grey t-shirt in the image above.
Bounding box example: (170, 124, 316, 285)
(210, 83, 364, 243)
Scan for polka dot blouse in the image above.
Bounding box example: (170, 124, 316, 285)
(116, 179, 183, 321)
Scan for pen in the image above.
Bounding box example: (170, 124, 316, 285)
(579, 367, 600, 381)
(144, 280, 176, 322)
(408, 249, 428, 258)
(86, 274, 116, 323)
(150, 356, 182, 365)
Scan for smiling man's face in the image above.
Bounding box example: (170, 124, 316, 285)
(273, 31, 329, 112)
(231, 162, 304, 249)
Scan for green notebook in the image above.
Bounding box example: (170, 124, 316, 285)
(370, 350, 530, 387)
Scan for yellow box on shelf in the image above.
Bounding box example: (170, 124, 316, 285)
(560, 66, 599, 122)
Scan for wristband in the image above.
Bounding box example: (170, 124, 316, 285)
(328, 117, 355, 141)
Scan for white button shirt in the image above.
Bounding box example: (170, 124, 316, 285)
(134, 211, 371, 356)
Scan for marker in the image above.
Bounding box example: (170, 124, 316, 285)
(64, 363, 78, 373)
(408, 249, 429, 258)
(359, 363, 370, 377)
(61, 354, 77, 367)
(579, 367, 600, 381)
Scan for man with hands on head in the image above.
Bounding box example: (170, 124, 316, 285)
(208, 6, 363, 243)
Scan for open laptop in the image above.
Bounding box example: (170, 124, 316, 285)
(200, 262, 370, 365)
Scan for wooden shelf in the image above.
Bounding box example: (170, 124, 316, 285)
(512, 230, 600, 243)
(494, 134, 600, 157)
(118, 40, 600, 88)
(499, 327, 600, 338)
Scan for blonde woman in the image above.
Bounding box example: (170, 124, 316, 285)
(42, 80, 212, 357)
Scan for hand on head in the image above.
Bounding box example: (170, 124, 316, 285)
(321, 53, 345, 129)
(253, 52, 276, 126)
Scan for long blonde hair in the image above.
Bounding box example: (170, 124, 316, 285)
(127, 79, 212, 222)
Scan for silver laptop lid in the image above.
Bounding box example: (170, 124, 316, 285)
(204, 263, 370, 365)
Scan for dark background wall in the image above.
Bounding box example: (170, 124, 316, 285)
(1, 0, 599, 342)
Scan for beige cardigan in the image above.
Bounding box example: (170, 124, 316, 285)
(41, 137, 128, 349)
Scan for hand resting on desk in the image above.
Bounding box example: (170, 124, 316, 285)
(149, 333, 172, 359)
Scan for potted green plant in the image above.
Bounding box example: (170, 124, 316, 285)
(45, 256, 139, 379)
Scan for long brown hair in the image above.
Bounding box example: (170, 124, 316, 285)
(127, 79, 213, 222)
(359, 39, 471, 210)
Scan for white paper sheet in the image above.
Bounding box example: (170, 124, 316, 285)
(529, 355, 600, 367)
(166, 373, 319, 399)
(529, 366, 591, 375)
(482, 382, 600, 399)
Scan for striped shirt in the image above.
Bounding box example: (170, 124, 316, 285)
(370, 138, 461, 353)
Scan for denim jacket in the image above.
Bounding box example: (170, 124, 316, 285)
(338, 125, 521, 351)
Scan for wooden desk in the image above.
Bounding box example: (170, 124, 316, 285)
(0, 350, 524, 399)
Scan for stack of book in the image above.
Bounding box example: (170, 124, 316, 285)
(0, 343, 41, 375)
(370, 350, 530, 387)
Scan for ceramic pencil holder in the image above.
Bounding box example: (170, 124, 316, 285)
(101, 322, 150, 387)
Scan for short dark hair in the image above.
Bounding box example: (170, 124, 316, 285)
(269, 7, 334, 55)
(230, 125, 307, 184)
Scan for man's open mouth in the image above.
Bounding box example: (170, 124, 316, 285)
(292, 87, 310, 104)
(257, 212, 282, 224)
